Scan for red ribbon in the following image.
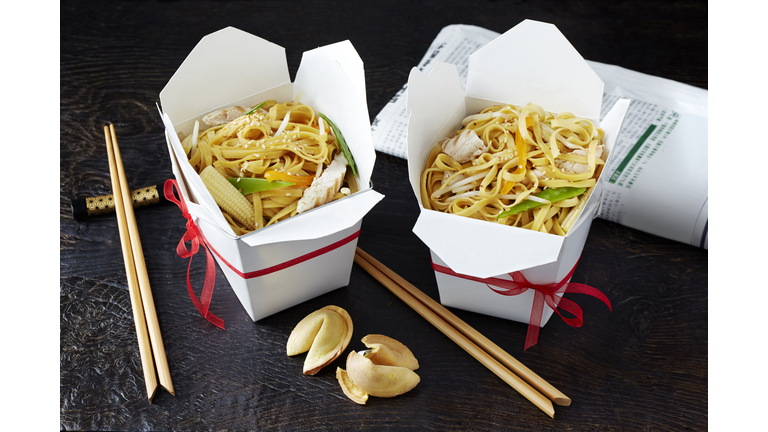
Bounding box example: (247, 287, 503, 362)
(164, 179, 362, 329)
(209, 230, 360, 280)
(164, 179, 225, 329)
(432, 260, 611, 350)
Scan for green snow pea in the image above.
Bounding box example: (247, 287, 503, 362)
(227, 177, 295, 195)
(496, 187, 586, 219)
(318, 112, 358, 178)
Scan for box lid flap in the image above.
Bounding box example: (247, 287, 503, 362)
(413, 209, 565, 279)
(295, 40, 375, 188)
(296, 40, 367, 109)
(159, 27, 290, 125)
(466, 20, 603, 120)
(406, 62, 466, 201)
(241, 188, 384, 247)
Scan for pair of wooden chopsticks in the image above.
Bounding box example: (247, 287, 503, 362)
(104, 124, 174, 402)
(354, 248, 570, 418)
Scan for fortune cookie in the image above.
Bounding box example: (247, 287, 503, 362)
(286, 305, 353, 375)
(337, 334, 420, 404)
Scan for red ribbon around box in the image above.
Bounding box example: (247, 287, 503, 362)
(164, 179, 360, 329)
(431, 260, 611, 350)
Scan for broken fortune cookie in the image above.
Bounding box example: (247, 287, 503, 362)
(337, 334, 420, 404)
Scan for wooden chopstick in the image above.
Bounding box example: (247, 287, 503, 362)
(355, 247, 571, 407)
(354, 248, 556, 418)
(105, 124, 175, 401)
(104, 125, 158, 401)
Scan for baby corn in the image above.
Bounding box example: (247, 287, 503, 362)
(200, 166, 256, 230)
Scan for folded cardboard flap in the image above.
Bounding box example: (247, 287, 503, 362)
(240, 188, 383, 247)
(298, 40, 368, 109)
(161, 111, 230, 232)
(467, 20, 604, 121)
(163, 130, 223, 229)
(294, 41, 375, 188)
(160, 27, 290, 127)
(406, 62, 465, 193)
(415, 210, 565, 278)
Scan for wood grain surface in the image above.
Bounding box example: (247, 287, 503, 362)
(60, 1, 707, 430)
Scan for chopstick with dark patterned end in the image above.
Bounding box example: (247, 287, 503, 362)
(354, 248, 558, 418)
(105, 123, 175, 401)
(70, 185, 168, 221)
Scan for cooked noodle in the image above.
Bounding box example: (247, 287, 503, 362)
(182, 96, 349, 235)
(420, 103, 605, 235)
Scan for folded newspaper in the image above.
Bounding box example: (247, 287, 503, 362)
(372, 24, 708, 249)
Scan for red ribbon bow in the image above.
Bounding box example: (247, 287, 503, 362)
(431, 260, 611, 350)
(164, 179, 225, 329)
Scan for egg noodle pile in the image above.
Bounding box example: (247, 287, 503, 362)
(420, 103, 605, 236)
(182, 97, 347, 235)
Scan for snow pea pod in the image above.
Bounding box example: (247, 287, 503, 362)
(319, 113, 358, 178)
(496, 186, 586, 219)
(227, 177, 295, 195)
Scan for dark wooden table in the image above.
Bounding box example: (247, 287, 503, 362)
(60, 1, 708, 430)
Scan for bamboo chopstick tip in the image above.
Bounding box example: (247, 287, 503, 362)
(159, 376, 176, 397)
(147, 386, 158, 403)
(538, 399, 555, 419)
(554, 396, 571, 406)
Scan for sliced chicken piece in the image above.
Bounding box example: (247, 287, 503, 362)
(441, 128, 488, 164)
(202, 106, 253, 126)
(297, 154, 348, 213)
(532, 167, 549, 180)
(556, 145, 604, 174)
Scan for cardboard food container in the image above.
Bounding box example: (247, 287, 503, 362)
(158, 27, 384, 323)
(406, 20, 629, 328)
